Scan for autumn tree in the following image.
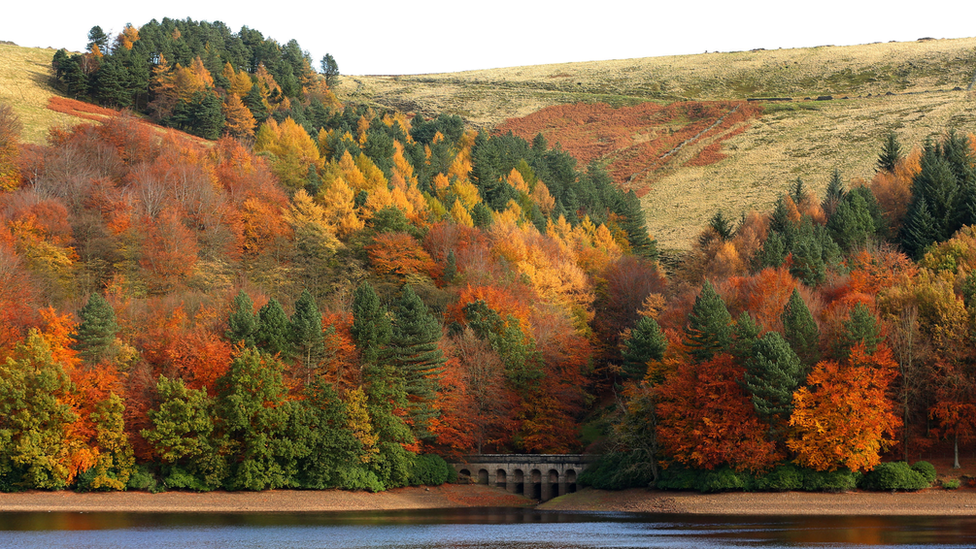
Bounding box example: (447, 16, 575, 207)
(0, 331, 78, 489)
(142, 375, 225, 490)
(216, 348, 293, 490)
(656, 353, 781, 473)
(788, 346, 901, 472)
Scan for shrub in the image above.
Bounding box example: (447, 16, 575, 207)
(126, 464, 162, 493)
(334, 465, 384, 492)
(942, 478, 961, 490)
(409, 454, 452, 486)
(859, 462, 929, 491)
(696, 467, 751, 493)
(753, 464, 804, 491)
(162, 465, 213, 492)
(911, 461, 937, 484)
(654, 465, 700, 491)
(802, 468, 860, 492)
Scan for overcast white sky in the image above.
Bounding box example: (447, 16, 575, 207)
(3, 1, 974, 75)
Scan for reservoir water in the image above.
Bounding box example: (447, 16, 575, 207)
(0, 508, 974, 548)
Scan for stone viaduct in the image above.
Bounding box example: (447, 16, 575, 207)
(450, 454, 596, 502)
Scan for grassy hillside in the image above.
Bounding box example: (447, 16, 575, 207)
(0, 42, 86, 143)
(339, 38, 976, 249)
(5, 38, 976, 249)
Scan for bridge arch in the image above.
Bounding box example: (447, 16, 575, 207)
(448, 455, 595, 502)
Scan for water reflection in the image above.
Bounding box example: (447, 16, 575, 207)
(0, 508, 974, 548)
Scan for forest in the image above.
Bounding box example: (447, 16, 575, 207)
(1, 19, 976, 494)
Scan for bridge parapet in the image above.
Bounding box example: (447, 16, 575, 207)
(448, 454, 597, 502)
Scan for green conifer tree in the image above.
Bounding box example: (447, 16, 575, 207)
(256, 298, 290, 358)
(290, 290, 325, 384)
(621, 315, 667, 381)
(683, 280, 733, 362)
(73, 293, 118, 366)
(836, 302, 883, 359)
(781, 289, 820, 367)
(226, 290, 258, 347)
(877, 131, 902, 173)
(742, 332, 805, 433)
(389, 285, 446, 440)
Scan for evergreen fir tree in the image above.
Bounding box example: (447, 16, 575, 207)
(827, 188, 875, 252)
(244, 83, 268, 124)
(742, 332, 805, 432)
(683, 280, 733, 362)
(290, 289, 325, 383)
(821, 169, 846, 220)
(389, 285, 446, 439)
(877, 131, 902, 173)
(781, 289, 820, 367)
(443, 250, 458, 284)
(731, 311, 761, 362)
(790, 176, 808, 206)
(351, 282, 392, 366)
(621, 315, 667, 381)
(73, 293, 118, 365)
(256, 298, 290, 358)
(836, 302, 883, 359)
(226, 290, 258, 347)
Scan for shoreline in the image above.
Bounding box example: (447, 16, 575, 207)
(3, 484, 976, 515)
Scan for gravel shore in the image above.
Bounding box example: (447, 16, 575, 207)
(3, 484, 976, 515)
(540, 487, 976, 515)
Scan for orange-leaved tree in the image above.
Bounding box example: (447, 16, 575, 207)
(788, 345, 901, 472)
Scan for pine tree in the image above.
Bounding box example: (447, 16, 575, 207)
(290, 290, 325, 383)
(742, 332, 805, 432)
(684, 280, 733, 362)
(621, 315, 667, 380)
(782, 289, 820, 367)
(351, 282, 391, 366)
(877, 131, 902, 173)
(443, 250, 458, 284)
(256, 298, 290, 357)
(226, 290, 258, 347)
(731, 311, 761, 361)
(821, 169, 846, 220)
(389, 285, 446, 439)
(836, 302, 883, 359)
(827, 188, 875, 252)
(73, 293, 118, 365)
(320, 54, 339, 87)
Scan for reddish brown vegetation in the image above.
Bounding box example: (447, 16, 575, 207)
(496, 101, 761, 196)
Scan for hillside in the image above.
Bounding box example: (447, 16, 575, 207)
(0, 43, 87, 142)
(337, 37, 976, 248)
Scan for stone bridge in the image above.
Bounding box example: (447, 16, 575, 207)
(450, 454, 596, 502)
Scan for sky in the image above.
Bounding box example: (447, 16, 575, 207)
(3, 1, 974, 75)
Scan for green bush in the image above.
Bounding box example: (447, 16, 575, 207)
(654, 465, 700, 491)
(162, 465, 213, 492)
(334, 465, 384, 492)
(696, 467, 751, 493)
(942, 478, 961, 490)
(911, 461, 937, 484)
(126, 464, 162, 493)
(409, 454, 452, 486)
(859, 462, 929, 491)
(0, 466, 26, 493)
(753, 464, 804, 491)
(801, 468, 860, 492)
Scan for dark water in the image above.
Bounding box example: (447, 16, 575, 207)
(0, 508, 974, 548)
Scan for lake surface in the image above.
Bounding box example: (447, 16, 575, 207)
(0, 508, 974, 548)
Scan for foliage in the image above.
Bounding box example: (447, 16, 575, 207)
(859, 461, 931, 491)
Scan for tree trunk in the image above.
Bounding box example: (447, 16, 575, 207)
(954, 432, 961, 469)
